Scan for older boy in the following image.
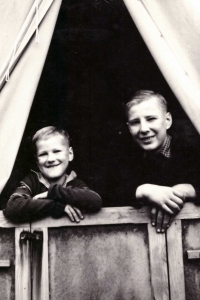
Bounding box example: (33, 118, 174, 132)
(123, 90, 200, 232)
(4, 126, 102, 222)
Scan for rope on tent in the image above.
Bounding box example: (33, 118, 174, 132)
(0, 0, 54, 90)
(5, 43, 17, 82)
(35, 0, 40, 44)
(5, 1, 40, 81)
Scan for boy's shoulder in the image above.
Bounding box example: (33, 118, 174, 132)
(20, 171, 42, 193)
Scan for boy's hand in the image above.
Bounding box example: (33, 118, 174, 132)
(64, 205, 84, 223)
(33, 192, 48, 199)
(136, 184, 184, 214)
(151, 207, 172, 233)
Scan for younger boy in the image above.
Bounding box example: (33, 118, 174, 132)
(4, 126, 102, 222)
(123, 90, 200, 232)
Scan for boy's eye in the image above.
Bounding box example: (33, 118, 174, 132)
(53, 150, 61, 153)
(147, 117, 156, 121)
(38, 152, 46, 157)
(129, 120, 139, 126)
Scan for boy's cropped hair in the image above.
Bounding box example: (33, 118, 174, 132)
(32, 126, 70, 152)
(125, 90, 168, 117)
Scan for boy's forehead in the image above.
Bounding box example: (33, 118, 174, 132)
(128, 97, 165, 118)
(36, 134, 68, 150)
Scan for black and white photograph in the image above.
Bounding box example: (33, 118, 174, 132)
(0, 1, 200, 299)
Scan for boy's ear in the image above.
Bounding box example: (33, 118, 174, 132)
(69, 147, 74, 161)
(166, 112, 172, 130)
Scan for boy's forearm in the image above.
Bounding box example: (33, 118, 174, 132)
(48, 185, 102, 212)
(172, 184, 196, 199)
(3, 194, 65, 222)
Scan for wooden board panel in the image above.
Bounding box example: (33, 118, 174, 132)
(148, 224, 169, 300)
(167, 220, 185, 300)
(0, 228, 15, 300)
(15, 228, 31, 300)
(182, 220, 200, 300)
(48, 224, 152, 300)
(32, 228, 49, 300)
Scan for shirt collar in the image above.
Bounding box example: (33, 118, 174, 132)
(143, 135, 172, 159)
(159, 135, 172, 158)
(31, 170, 77, 189)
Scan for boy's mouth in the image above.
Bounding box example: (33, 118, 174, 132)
(46, 164, 60, 168)
(139, 135, 155, 142)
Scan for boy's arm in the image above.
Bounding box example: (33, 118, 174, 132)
(48, 179, 102, 213)
(3, 185, 66, 223)
(136, 184, 184, 214)
(172, 184, 196, 199)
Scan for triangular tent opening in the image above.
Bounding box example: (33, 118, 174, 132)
(1, 0, 200, 208)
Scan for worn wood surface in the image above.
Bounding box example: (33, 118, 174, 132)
(32, 228, 49, 300)
(0, 203, 199, 228)
(15, 228, 31, 300)
(0, 228, 15, 300)
(167, 220, 185, 300)
(148, 224, 169, 300)
(48, 224, 152, 300)
(182, 220, 200, 300)
(30, 203, 200, 228)
(187, 250, 200, 259)
(0, 260, 10, 267)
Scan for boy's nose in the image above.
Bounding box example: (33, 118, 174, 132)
(140, 120, 149, 133)
(47, 153, 55, 162)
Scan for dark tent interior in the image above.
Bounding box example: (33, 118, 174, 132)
(1, 0, 199, 208)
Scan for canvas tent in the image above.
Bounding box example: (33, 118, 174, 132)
(1, 0, 200, 198)
(0, 1, 200, 300)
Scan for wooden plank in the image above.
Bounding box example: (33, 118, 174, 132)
(15, 228, 31, 300)
(48, 225, 152, 300)
(0, 259, 10, 267)
(0, 211, 30, 228)
(182, 220, 200, 298)
(148, 224, 169, 300)
(31, 203, 200, 228)
(187, 250, 200, 259)
(32, 228, 49, 300)
(0, 203, 199, 228)
(167, 220, 185, 300)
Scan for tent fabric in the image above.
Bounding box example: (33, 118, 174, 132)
(0, 0, 62, 193)
(123, 0, 200, 133)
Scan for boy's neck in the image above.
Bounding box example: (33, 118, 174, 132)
(144, 135, 171, 158)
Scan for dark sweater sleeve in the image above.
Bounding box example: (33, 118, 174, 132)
(3, 184, 65, 223)
(48, 179, 102, 212)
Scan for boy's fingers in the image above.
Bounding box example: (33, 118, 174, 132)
(73, 207, 84, 219)
(166, 199, 181, 213)
(162, 214, 171, 232)
(161, 204, 174, 215)
(173, 189, 185, 201)
(171, 194, 184, 207)
(70, 207, 80, 223)
(150, 207, 158, 226)
(65, 205, 75, 222)
(156, 209, 164, 233)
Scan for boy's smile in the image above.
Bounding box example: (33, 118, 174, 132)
(36, 135, 73, 184)
(127, 97, 172, 152)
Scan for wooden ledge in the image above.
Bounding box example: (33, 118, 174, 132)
(0, 202, 200, 228)
(31, 202, 200, 228)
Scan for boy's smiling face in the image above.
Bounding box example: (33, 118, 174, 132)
(127, 97, 172, 153)
(36, 134, 73, 184)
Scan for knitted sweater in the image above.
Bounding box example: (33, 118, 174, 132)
(107, 137, 200, 207)
(3, 170, 102, 222)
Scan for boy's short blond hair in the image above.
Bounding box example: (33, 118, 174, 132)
(125, 90, 168, 117)
(32, 126, 70, 153)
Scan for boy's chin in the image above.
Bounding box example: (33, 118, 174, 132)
(139, 143, 161, 153)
